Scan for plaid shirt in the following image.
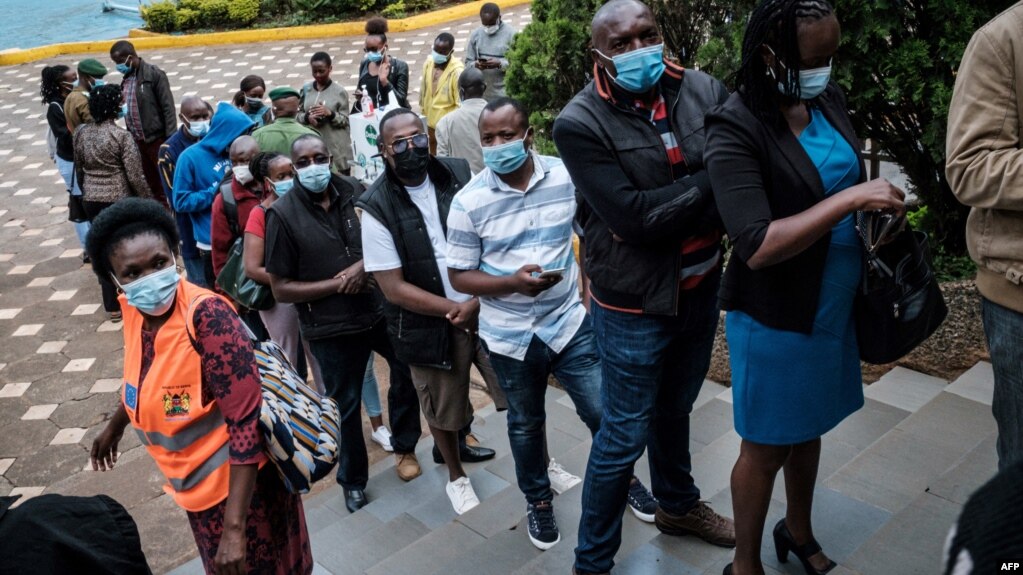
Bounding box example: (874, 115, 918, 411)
(122, 73, 145, 141)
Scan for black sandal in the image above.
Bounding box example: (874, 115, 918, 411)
(772, 518, 837, 575)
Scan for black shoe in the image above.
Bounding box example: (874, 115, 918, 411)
(432, 443, 497, 464)
(722, 564, 732, 575)
(773, 518, 837, 575)
(526, 500, 560, 550)
(344, 488, 368, 513)
(626, 477, 657, 523)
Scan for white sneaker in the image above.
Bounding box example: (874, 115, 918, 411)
(446, 476, 480, 515)
(547, 459, 581, 495)
(371, 426, 393, 452)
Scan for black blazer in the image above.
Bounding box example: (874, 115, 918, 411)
(704, 83, 866, 333)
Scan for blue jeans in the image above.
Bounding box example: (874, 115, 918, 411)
(575, 275, 720, 573)
(486, 319, 603, 504)
(362, 353, 382, 418)
(983, 298, 1023, 470)
(54, 156, 90, 249)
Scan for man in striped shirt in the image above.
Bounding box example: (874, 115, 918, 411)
(447, 98, 654, 552)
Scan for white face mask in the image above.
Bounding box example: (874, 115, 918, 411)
(233, 165, 254, 185)
(484, 23, 500, 35)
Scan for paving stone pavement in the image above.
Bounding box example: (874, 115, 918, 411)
(0, 7, 532, 573)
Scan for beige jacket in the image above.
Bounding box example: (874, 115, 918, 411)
(946, 1, 1023, 313)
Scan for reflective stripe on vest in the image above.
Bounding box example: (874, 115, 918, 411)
(167, 440, 230, 492)
(134, 405, 226, 451)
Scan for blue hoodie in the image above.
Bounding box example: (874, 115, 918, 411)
(172, 102, 255, 248)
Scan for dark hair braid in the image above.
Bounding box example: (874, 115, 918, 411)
(40, 65, 70, 105)
(736, 0, 833, 121)
(250, 151, 281, 184)
(88, 83, 123, 122)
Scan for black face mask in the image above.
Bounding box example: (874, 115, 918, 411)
(391, 146, 430, 181)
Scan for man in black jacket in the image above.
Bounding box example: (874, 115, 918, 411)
(111, 40, 177, 207)
(553, 1, 733, 573)
(358, 108, 498, 515)
(265, 134, 422, 513)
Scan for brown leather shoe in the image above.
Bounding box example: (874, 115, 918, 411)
(395, 452, 422, 481)
(654, 501, 735, 548)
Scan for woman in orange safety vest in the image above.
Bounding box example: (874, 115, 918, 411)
(87, 198, 312, 575)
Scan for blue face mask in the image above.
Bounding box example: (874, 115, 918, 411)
(431, 50, 450, 65)
(789, 65, 832, 100)
(185, 119, 210, 138)
(116, 62, 132, 75)
(114, 265, 180, 316)
(118, 103, 128, 119)
(366, 51, 384, 63)
(93, 79, 106, 88)
(482, 135, 530, 174)
(297, 164, 331, 193)
(598, 43, 666, 94)
(272, 178, 294, 197)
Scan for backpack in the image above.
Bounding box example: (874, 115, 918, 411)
(186, 295, 340, 494)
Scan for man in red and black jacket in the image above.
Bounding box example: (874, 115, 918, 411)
(553, 1, 733, 573)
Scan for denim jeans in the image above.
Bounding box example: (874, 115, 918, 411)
(983, 298, 1023, 470)
(54, 156, 90, 249)
(575, 275, 720, 573)
(362, 353, 382, 418)
(308, 320, 421, 490)
(486, 319, 603, 504)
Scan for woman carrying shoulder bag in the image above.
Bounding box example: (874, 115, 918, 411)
(704, 1, 905, 574)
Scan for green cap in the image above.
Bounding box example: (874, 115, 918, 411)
(267, 86, 301, 101)
(77, 58, 109, 78)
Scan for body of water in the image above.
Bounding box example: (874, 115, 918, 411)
(0, 0, 144, 51)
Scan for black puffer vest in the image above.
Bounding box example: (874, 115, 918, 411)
(357, 157, 472, 368)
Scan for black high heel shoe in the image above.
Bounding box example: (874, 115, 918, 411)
(772, 518, 837, 575)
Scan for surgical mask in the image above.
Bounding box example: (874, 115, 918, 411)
(484, 24, 500, 35)
(483, 136, 530, 174)
(788, 65, 831, 100)
(118, 103, 128, 119)
(271, 178, 294, 197)
(113, 265, 180, 316)
(233, 165, 254, 185)
(185, 119, 209, 138)
(366, 51, 384, 63)
(431, 50, 450, 65)
(93, 79, 106, 88)
(597, 43, 665, 94)
(64, 79, 79, 89)
(297, 164, 331, 193)
(245, 96, 263, 109)
(116, 62, 132, 75)
(392, 146, 430, 181)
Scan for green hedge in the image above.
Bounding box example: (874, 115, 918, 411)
(142, 0, 450, 32)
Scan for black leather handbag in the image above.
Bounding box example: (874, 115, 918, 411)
(854, 214, 948, 364)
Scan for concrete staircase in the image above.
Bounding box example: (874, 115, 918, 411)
(169, 362, 998, 575)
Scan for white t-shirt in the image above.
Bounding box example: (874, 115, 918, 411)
(361, 178, 470, 303)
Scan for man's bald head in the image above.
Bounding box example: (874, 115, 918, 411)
(179, 96, 210, 119)
(591, 0, 654, 47)
(230, 136, 259, 164)
(458, 67, 487, 100)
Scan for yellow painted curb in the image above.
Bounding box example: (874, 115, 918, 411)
(0, 0, 531, 67)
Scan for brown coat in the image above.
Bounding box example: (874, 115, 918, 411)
(946, 1, 1023, 313)
(73, 121, 152, 204)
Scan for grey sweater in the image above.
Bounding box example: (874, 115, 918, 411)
(465, 22, 517, 101)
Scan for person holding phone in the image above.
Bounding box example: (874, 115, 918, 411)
(465, 2, 517, 101)
(353, 17, 410, 112)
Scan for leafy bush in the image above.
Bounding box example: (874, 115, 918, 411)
(228, 0, 261, 24)
(381, 1, 408, 18)
(141, 1, 181, 33)
(175, 7, 200, 29)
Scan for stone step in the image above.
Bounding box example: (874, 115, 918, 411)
(825, 390, 996, 514)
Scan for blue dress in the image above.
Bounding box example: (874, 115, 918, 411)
(727, 107, 864, 445)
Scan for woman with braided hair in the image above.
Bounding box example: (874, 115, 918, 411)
(74, 83, 153, 321)
(705, 1, 906, 574)
(40, 64, 91, 254)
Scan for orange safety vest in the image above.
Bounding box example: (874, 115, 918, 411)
(121, 281, 233, 512)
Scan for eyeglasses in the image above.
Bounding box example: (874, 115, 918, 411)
(294, 155, 331, 169)
(389, 133, 429, 155)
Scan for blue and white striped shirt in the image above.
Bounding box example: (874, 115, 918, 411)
(446, 154, 586, 361)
